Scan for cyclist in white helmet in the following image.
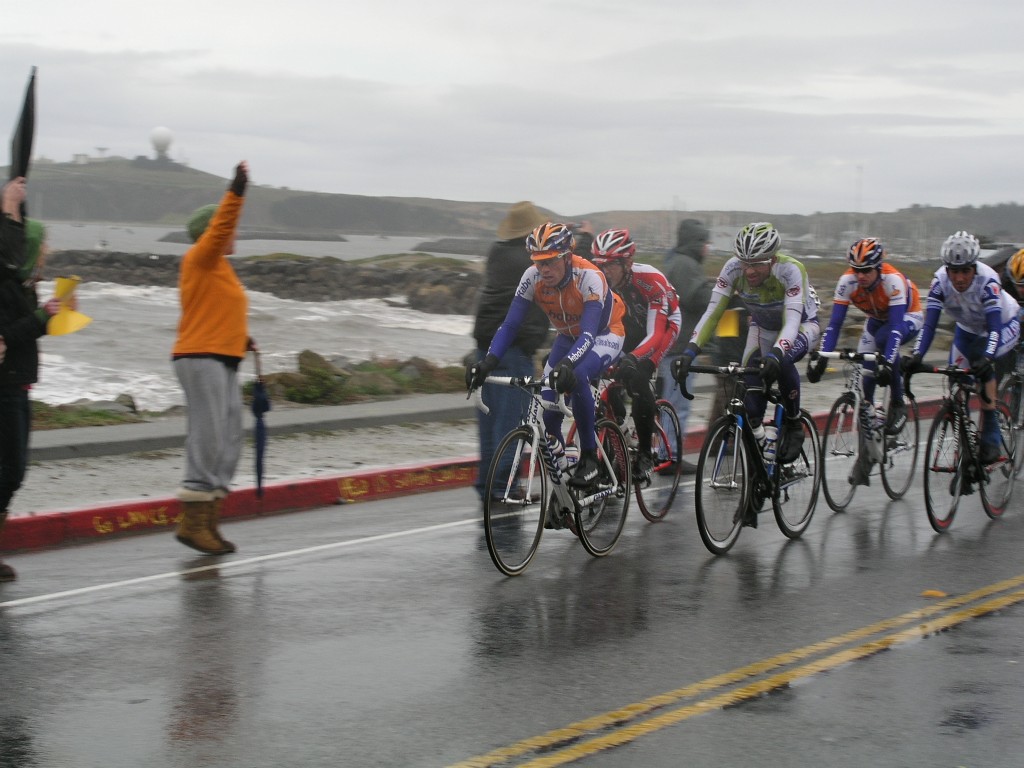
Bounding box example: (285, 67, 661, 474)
(672, 222, 820, 467)
(904, 231, 1021, 464)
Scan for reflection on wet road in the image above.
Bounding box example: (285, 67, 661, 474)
(2, 477, 1023, 767)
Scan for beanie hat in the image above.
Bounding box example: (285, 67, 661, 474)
(187, 204, 218, 243)
(675, 218, 710, 260)
(496, 201, 548, 240)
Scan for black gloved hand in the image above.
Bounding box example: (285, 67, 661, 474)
(621, 355, 656, 396)
(230, 162, 248, 197)
(466, 353, 499, 391)
(806, 356, 827, 384)
(671, 343, 700, 386)
(971, 356, 994, 382)
(615, 353, 638, 381)
(635, 356, 656, 382)
(761, 347, 784, 388)
(875, 360, 892, 388)
(901, 353, 922, 375)
(552, 360, 577, 394)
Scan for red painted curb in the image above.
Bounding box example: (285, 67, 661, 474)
(1, 457, 479, 554)
(1, 396, 944, 555)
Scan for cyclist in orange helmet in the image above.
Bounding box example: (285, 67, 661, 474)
(808, 238, 923, 485)
(467, 222, 626, 489)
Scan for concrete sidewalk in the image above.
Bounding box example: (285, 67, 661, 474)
(4, 365, 949, 555)
(30, 392, 482, 461)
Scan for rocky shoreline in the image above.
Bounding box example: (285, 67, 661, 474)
(45, 250, 481, 314)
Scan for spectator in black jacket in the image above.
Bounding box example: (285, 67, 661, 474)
(656, 219, 713, 474)
(469, 202, 551, 506)
(0, 178, 60, 582)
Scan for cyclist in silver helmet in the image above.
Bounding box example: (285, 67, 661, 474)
(672, 222, 820, 467)
(903, 231, 1021, 464)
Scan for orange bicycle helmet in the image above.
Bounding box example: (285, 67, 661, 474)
(526, 222, 575, 261)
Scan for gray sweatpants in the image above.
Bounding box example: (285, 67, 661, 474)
(174, 357, 242, 494)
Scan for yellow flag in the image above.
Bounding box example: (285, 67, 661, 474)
(47, 275, 92, 336)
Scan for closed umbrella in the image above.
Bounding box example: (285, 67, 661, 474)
(9, 66, 36, 219)
(251, 349, 271, 498)
(10, 67, 35, 179)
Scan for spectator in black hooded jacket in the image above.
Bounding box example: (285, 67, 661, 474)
(656, 219, 712, 475)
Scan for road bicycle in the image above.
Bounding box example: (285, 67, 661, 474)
(813, 350, 920, 511)
(996, 345, 1024, 475)
(905, 362, 1017, 532)
(565, 371, 683, 521)
(680, 362, 822, 555)
(473, 374, 631, 576)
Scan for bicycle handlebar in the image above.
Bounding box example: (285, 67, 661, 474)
(470, 374, 574, 417)
(810, 349, 878, 364)
(678, 362, 763, 401)
(902, 362, 992, 404)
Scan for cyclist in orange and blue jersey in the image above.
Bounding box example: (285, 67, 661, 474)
(590, 228, 680, 478)
(466, 223, 626, 488)
(810, 239, 922, 429)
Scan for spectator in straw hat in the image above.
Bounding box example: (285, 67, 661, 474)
(468, 202, 552, 507)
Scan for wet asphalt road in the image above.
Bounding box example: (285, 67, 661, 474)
(2, 472, 1024, 768)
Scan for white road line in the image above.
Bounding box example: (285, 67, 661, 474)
(0, 518, 473, 609)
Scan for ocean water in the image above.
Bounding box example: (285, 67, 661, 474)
(32, 224, 479, 411)
(42, 222, 475, 261)
(36, 282, 474, 412)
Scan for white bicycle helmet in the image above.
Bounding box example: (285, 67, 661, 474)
(734, 222, 781, 262)
(940, 231, 981, 267)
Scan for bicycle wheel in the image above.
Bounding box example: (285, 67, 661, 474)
(483, 426, 548, 576)
(980, 403, 1016, 519)
(820, 393, 861, 512)
(636, 400, 683, 521)
(923, 404, 962, 533)
(996, 374, 1024, 473)
(695, 417, 749, 555)
(773, 410, 820, 539)
(881, 397, 920, 500)
(574, 418, 631, 557)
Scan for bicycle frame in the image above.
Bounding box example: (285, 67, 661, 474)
(590, 374, 677, 472)
(815, 350, 882, 460)
(475, 376, 621, 512)
(907, 361, 1016, 530)
(685, 363, 782, 501)
(682, 360, 821, 554)
(480, 374, 632, 573)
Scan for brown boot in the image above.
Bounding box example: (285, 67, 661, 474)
(209, 497, 236, 554)
(175, 499, 233, 555)
(0, 510, 16, 582)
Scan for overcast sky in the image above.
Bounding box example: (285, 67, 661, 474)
(2, 0, 1022, 217)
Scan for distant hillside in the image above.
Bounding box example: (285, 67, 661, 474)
(21, 158, 557, 238)
(15, 158, 1024, 255)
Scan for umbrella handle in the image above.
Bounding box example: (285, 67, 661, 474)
(252, 347, 264, 380)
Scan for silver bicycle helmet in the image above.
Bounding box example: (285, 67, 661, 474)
(734, 222, 781, 262)
(940, 231, 981, 267)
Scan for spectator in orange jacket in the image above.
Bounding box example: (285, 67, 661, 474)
(171, 161, 254, 556)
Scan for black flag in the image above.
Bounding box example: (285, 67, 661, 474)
(10, 66, 36, 181)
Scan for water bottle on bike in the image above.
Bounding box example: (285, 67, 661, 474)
(760, 424, 778, 464)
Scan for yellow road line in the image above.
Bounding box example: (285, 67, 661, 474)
(449, 574, 1024, 768)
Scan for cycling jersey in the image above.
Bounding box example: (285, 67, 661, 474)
(615, 263, 681, 367)
(691, 253, 818, 355)
(820, 263, 923, 364)
(915, 262, 1021, 360)
(486, 254, 627, 453)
